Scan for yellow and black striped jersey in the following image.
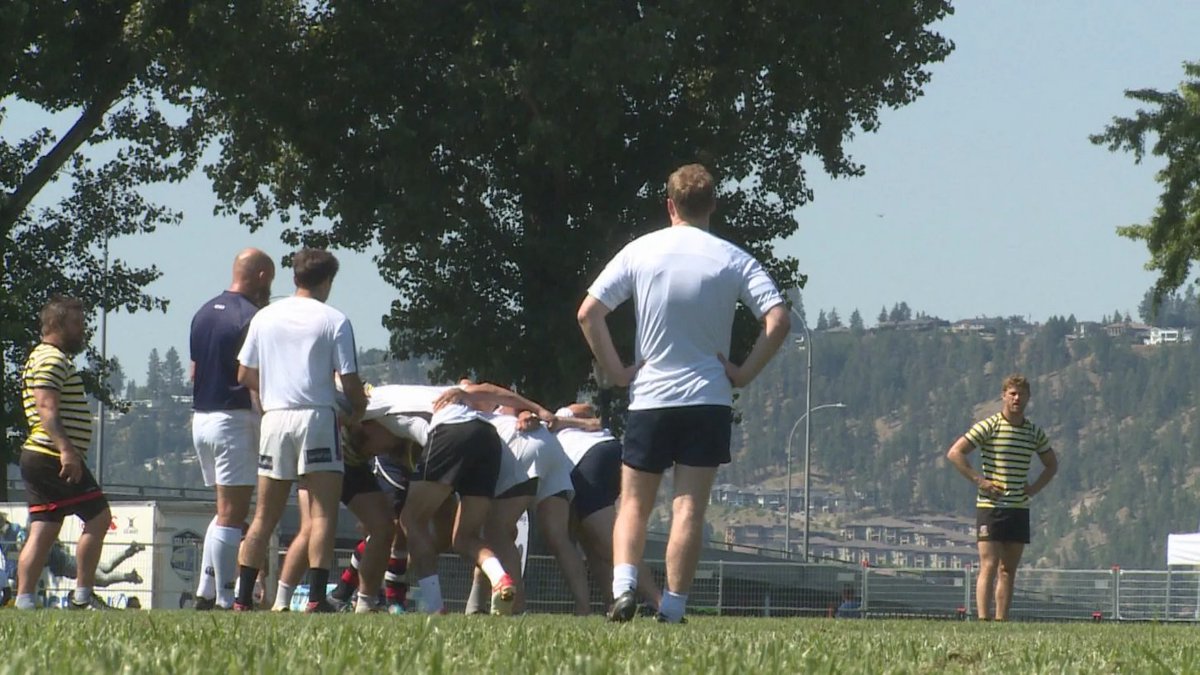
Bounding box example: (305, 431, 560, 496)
(22, 343, 92, 457)
(965, 412, 1050, 509)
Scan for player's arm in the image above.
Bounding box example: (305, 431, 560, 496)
(718, 303, 791, 388)
(462, 383, 553, 423)
(548, 415, 602, 432)
(189, 361, 196, 383)
(338, 371, 369, 426)
(1025, 448, 1058, 497)
(577, 295, 639, 387)
(946, 436, 1001, 498)
(31, 387, 83, 483)
(237, 364, 260, 393)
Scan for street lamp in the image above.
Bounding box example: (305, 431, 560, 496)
(784, 402, 846, 559)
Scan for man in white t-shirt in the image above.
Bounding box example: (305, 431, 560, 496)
(232, 248, 368, 612)
(578, 163, 790, 623)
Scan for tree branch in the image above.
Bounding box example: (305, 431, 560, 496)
(0, 81, 126, 235)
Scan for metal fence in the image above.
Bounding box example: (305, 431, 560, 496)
(7, 536, 1200, 621)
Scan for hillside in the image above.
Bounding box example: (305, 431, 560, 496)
(724, 321, 1200, 569)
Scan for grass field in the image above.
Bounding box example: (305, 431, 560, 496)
(0, 612, 1196, 674)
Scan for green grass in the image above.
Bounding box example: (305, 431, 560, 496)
(0, 613, 1197, 674)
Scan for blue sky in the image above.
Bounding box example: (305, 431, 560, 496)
(6, 2, 1199, 376)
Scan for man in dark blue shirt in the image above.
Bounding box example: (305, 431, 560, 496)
(189, 248, 274, 609)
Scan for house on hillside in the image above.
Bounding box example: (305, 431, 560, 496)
(1147, 327, 1193, 345)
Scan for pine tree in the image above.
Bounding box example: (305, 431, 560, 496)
(878, 306, 889, 325)
(816, 310, 829, 331)
(849, 309, 865, 335)
(828, 308, 843, 328)
(145, 349, 164, 402)
(162, 347, 187, 397)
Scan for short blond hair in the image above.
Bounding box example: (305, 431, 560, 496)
(1001, 374, 1030, 395)
(667, 164, 716, 222)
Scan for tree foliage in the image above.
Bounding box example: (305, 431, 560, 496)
(1092, 61, 1200, 301)
(197, 1, 955, 405)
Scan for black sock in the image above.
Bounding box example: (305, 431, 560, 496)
(307, 568, 331, 603)
(236, 566, 259, 606)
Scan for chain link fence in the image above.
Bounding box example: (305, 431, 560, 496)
(7, 533, 1200, 621)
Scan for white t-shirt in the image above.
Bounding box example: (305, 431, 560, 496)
(588, 225, 784, 409)
(237, 296, 358, 411)
(362, 384, 481, 429)
(553, 407, 617, 465)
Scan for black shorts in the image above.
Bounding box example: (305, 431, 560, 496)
(20, 450, 109, 523)
(415, 419, 502, 498)
(341, 461, 382, 506)
(976, 507, 1031, 543)
(373, 455, 411, 515)
(497, 478, 538, 500)
(622, 405, 732, 474)
(571, 439, 622, 519)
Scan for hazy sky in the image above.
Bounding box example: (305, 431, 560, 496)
(6, 2, 1199, 375)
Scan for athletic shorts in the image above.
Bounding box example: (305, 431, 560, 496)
(341, 461, 382, 506)
(497, 478, 538, 500)
(20, 450, 109, 523)
(415, 419, 502, 498)
(534, 439, 574, 503)
(976, 507, 1031, 544)
(258, 407, 342, 480)
(622, 405, 732, 474)
(192, 409, 259, 487)
(373, 455, 411, 515)
(570, 439, 622, 519)
(495, 434, 542, 497)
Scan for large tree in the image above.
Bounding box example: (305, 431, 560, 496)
(0, 2, 296, 496)
(199, 1, 955, 405)
(1092, 61, 1200, 301)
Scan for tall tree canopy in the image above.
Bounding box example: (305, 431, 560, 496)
(0, 1, 292, 495)
(1092, 61, 1200, 301)
(199, 1, 955, 405)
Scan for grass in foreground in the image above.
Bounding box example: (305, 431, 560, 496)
(0, 612, 1197, 674)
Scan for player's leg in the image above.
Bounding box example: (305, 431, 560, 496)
(236, 475, 291, 609)
(975, 540, 1001, 620)
(16, 519, 63, 608)
(210, 411, 257, 607)
(272, 487, 310, 611)
(536, 494, 590, 615)
(400, 480, 454, 613)
(69, 503, 112, 608)
(994, 542, 1025, 621)
(479, 491, 534, 613)
(659, 463, 718, 623)
(347, 490, 393, 612)
(610, 409, 670, 620)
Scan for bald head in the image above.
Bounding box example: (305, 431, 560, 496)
(230, 248, 275, 306)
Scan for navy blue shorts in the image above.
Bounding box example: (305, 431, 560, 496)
(373, 455, 410, 515)
(340, 461, 382, 507)
(622, 405, 732, 474)
(570, 439, 622, 519)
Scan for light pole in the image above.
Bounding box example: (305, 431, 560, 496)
(96, 231, 109, 486)
(784, 402, 845, 558)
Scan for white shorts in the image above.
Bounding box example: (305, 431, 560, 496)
(534, 434, 575, 503)
(258, 408, 343, 480)
(494, 434, 541, 497)
(192, 410, 260, 487)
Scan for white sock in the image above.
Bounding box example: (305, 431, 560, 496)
(273, 583, 295, 611)
(612, 563, 638, 599)
(73, 587, 93, 604)
(659, 590, 687, 623)
(196, 516, 220, 599)
(354, 592, 376, 614)
(418, 575, 444, 614)
(15, 594, 36, 610)
(212, 524, 243, 607)
(464, 573, 488, 614)
(480, 557, 506, 587)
